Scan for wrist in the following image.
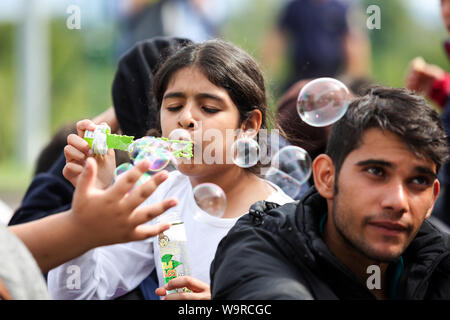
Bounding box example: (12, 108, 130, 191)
(63, 209, 99, 252)
(429, 72, 450, 108)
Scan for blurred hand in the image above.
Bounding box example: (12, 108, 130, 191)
(405, 57, 445, 94)
(155, 276, 211, 300)
(70, 158, 178, 247)
(63, 119, 116, 188)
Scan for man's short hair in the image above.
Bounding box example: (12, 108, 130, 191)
(326, 86, 449, 177)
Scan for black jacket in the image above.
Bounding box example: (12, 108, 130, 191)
(210, 187, 450, 300)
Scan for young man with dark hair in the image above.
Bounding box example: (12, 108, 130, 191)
(210, 86, 450, 300)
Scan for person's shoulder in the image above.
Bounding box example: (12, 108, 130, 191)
(265, 180, 295, 206)
(230, 199, 299, 238)
(0, 225, 50, 299)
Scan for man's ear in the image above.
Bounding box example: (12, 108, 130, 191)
(313, 154, 336, 200)
(425, 179, 440, 219)
(240, 110, 262, 138)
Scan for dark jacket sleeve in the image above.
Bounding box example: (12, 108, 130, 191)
(8, 153, 74, 226)
(210, 214, 313, 300)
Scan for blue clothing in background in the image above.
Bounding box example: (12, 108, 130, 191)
(278, 0, 348, 87)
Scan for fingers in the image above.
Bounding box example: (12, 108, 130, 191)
(155, 276, 211, 300)
(155, 287, 167, 297)
(67, 133, 91, 156)
(64, 144, 87, 164)
(129, 198, 178, 228)
(75, 158, 98, 196)
(131, 222, 171, 241)
(63, 162, 84, 186)
(122, 171, 171, 212)
(76, 119, 96, 138)
(110, 162, 166, 198)
(165, 276, 209, 293)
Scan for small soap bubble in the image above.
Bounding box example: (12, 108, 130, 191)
(231, 137, 260, 168)
(193, 183, 227, 218)
(265, 146, 312, 198)
(297, 77, 351, 127)
(115, 162, 134, 177)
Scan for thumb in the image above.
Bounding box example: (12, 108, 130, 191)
(76, 157, 98, 195)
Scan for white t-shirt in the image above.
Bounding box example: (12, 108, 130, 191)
(47, 171, 293, 300)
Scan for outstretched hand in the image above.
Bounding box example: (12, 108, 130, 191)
(405, 57, 445, 94)
(70, 157, 178, 248)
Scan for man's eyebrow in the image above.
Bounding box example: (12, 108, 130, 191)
(356, 159, 437, 179)
(355, 159, 394, 168)
(414, 166, 437, 179)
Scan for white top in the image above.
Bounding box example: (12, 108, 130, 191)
(47, 171, 293, 300)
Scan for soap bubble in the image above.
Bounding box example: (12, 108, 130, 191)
(265, 146, 312, 198)
(297, 77, 351, 127)
(134, 149, 173, 172)
(115, 162, 134, 177)
(169, 128, 192, 151)
(129, 137, 170, 161)
(231, 137, 260, 168)
(136, 172, 152, 186)
(193, 183, 227, 218)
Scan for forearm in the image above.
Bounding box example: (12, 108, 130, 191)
(9, 210, 93, 273)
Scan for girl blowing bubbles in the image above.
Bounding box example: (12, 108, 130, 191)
(49, 39, 293, 300)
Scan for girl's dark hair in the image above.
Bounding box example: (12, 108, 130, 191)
(327, 86, 449, 178)
(150, 39, 269, 174)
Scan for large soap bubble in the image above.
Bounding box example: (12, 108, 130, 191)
(134, 149, 173, 172)
(297, 77, 351, 127)
(265, 146, 312, 199)
(193, 183, 227, 218)
(128, 136, 174, 173)
(231, 137, 260, 168)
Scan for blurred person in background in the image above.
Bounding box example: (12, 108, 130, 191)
(115, 0, 226, 58)
(405, 0, 450, 227)
(261, 0, 371, 94)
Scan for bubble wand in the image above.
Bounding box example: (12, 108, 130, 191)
(83, 124, 193, 160)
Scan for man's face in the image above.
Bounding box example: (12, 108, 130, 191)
(330, 128, 439, 262)
(442, 0, 450, 33)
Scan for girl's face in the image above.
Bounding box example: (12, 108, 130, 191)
(160, 66, 244, 176)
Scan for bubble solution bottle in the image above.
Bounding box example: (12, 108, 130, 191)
(157, 211, 192, 294)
